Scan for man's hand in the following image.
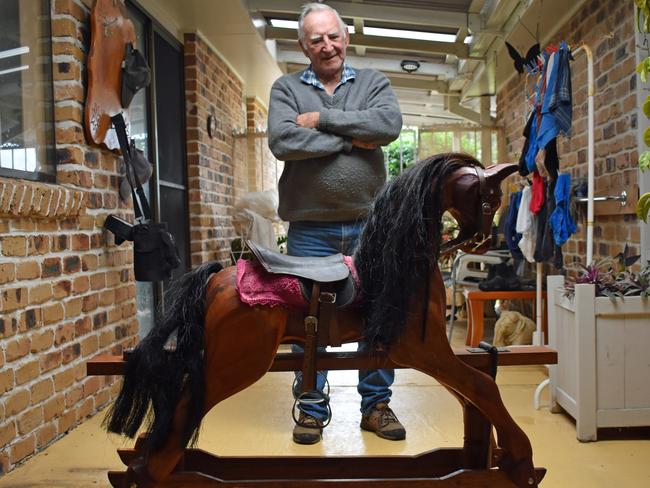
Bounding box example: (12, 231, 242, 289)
(351, 138, 378, 150)
(296, 112, 320, 129)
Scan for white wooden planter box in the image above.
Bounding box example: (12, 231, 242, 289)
(547, 275, 650, 441)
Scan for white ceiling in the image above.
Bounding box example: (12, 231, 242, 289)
(246, 0, 589, 128)
(137, 0, 589, 128)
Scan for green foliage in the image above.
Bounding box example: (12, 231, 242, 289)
(565, 256, 650, 301)
(385, 135, 416, 178)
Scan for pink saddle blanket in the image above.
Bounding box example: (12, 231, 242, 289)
(236, 256, 358, 309)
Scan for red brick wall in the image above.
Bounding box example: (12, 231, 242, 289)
(0, 0, 138, 474)
(497, 0, 639, 264)
(184, 33, 248, 267)
(245, 97, 282, 192)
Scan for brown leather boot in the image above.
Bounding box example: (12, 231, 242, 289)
(360, 402, 406, 440)
(292, 412, 323, 444)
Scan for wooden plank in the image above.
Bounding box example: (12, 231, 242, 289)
(596, 316, 625, 410)
(597, 408, 650, 427)
(107, 468, 545, 487)
(574, 284, 598, 442)
(183, 448, 465, 481)
(115, 448, 465, 478)
(87, 347, 557, 376)
(624, 315, 650, 408)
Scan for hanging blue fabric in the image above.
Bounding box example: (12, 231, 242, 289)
(549, 173, 576, 245)
(538, 42, 572, 150)
(504, 191, 524, 259)
(524, 50, 549, 172)
(548, 41, 573, 135)
(537, 50, 561, 151)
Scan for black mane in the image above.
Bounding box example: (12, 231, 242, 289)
(354, 152, 481, 346)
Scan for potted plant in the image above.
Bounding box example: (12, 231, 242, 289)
(546, 252, 650, 441)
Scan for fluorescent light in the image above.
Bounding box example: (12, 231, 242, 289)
(269, 19, 356, 33)
(270, 19, 298, 29)
(0, 46, 30, 60)
(267, 18, 456, 42)
(0, 65, 29, 76)
(364, 27, 456, 43)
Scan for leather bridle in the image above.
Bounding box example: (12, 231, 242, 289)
(439, 166, 498, 257)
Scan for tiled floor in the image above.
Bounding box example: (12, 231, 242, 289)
(1, 321, 649, 487)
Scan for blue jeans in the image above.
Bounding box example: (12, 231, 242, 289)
(288, 220, 395, 421)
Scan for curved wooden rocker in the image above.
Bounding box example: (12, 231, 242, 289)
(99, 153, 550, 487)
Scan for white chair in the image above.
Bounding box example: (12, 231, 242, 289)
(446, 250, 510, 341)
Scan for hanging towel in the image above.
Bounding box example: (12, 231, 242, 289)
(550, 173, 577, 245)
(516, 186, 537, 262)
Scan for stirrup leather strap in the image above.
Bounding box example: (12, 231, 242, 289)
(301, 282, 320, 393)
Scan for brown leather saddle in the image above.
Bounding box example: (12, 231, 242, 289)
(246, 240, 358, 396)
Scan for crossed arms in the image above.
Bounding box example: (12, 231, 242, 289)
(268, 72, 402, 161)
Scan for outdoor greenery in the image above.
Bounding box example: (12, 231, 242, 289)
(385, 130, 417, 177)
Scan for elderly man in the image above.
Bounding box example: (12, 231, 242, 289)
(267, 3, 404, 445)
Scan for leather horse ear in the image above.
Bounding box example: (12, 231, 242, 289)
(484, 163, 518, 186)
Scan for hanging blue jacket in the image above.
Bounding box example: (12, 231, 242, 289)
(504, 191, 524, 259)
(550, 173, 576, 245)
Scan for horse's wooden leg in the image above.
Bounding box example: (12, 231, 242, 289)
(389, 269, 538, 488)
(130, 267, 289, 486)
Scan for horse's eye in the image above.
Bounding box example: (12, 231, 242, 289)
(481, 202, 492, 214)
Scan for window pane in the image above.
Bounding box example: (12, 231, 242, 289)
(0, 0, 54, 179)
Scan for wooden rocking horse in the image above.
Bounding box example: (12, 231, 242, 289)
(93, 153, 555, 487)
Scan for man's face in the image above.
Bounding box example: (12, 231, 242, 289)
(301, 10, 349, 80)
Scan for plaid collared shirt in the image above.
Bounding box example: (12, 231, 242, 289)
(299, 63, 356, 93)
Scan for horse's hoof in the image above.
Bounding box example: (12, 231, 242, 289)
(499, 454, 539, 487)
(125, 457, 156, 488)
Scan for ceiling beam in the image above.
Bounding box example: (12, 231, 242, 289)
(402, 114, 470, 128)
(387, 75, 449, 94)
(265, 27, 471, 59)
(353, 18, 366, 56)
(399, 103, 461, 119)
(276, 50, 457, 78)
(393, 90, 446, 106)
(444, 92, 496, 127)
(248, 0, 483, 32)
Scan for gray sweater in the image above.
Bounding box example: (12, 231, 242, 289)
(268, 68, 402, 222)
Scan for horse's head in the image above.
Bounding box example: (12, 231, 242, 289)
(440, 162, 518, 256)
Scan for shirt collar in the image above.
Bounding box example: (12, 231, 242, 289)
(300, 63, 356, 92)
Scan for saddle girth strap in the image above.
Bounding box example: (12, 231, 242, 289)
(301, 282, 320, 393)
(319, 283, 341, 347)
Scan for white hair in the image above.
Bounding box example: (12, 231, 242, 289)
(298, 2, 348, 47)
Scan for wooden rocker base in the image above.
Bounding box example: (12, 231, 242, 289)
(90, 346, 555, 487)
(107, 447, 547, 487)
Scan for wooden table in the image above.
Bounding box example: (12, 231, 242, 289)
(463, 290, 547, 347)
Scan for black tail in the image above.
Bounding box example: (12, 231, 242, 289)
(105, 261, 223, 452)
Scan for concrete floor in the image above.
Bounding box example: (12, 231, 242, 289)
(1, 321, 649, 487)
